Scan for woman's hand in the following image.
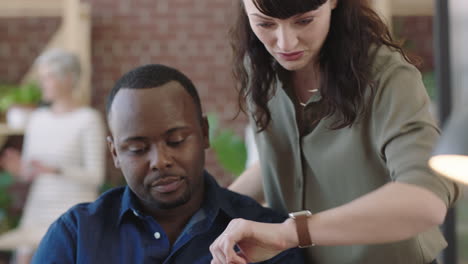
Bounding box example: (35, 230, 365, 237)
(0, 149, 57, 180)
(210, 218, 298, 264)
(29, 160, 58, 174)
(23, 160, 59, 180)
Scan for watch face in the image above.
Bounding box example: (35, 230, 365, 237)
(289, 210, 312, 219)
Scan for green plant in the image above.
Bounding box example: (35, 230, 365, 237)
(208, 113, 247, 177)
(0, 171, 19, 234)
(0, 83, 42, 112)
(422, 71, 436, 101)
(99, 181, 119, 194)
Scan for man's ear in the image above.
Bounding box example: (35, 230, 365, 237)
(330, 0, 338, 10)
(201, 116, 210, 149)
(107, 136, 120, 168)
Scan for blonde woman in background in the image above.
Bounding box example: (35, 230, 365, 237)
(0, 49, 106, 264)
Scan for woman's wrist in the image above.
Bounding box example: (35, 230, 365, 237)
(281, 218, 300, 249)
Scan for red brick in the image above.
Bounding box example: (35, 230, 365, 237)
(3, 2, 435, 186)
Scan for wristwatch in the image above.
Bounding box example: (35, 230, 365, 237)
(288, 210, 315, 248)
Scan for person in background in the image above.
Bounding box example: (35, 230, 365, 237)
(0, 49, 106, 264)
(31, 64, 304, 263)
(209, 0, 460, 264)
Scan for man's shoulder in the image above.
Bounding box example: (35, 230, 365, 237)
(60, 186, 126, 225)
(216, 187, 287, 223)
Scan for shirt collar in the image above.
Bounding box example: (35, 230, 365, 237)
(199, 171, 235, 222)
(118, 185, 142, 223)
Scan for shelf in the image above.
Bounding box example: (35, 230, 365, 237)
(0, 123, 24, 136)
(0, 0, 63, 18)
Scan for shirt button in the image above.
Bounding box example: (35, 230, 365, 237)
(154, 232, 161, 239)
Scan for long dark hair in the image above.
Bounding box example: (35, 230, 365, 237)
(231, 0, 414, 131)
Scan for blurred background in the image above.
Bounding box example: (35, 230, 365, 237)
(0, 0, 466, 263)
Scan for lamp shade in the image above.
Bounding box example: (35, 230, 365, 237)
(429, 112, 468, 184)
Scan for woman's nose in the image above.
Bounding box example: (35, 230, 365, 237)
(276, 26, 299, 52)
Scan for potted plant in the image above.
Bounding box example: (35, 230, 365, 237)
(0, 83, 42, 130)
(207, 113, 247, 177)
(0, 171, 19, 234)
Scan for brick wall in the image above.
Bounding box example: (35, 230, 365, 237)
(83, 0, 246, 186)
(0, 4, 435, 187)
(0, 0, 247, 187)
(0, 17, 61, 83)
(393, 16, 434, 72)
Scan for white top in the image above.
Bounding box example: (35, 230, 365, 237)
(8, 107, 106, 246)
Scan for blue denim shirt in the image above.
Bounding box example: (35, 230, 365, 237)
(32, 172, 305, 264)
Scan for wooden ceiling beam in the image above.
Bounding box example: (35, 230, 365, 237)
(0, 0, 63, 17)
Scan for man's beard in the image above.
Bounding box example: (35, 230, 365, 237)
(152, 187, 192, 210)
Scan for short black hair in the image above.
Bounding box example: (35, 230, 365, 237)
(106, 64, 202, 118)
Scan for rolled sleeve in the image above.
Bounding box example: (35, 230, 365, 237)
(372, 62, 460, 208)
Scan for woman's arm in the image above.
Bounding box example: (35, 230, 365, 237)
(229, 162, 265, 204)
(295, 181, 446, 246)
(210, 181, 447, 264)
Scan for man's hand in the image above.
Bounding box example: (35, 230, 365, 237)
(209, 218, 298, 264)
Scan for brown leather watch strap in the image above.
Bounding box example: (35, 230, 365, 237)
(289, 210, 314, 248)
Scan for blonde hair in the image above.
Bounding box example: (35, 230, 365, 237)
(35, 49, 81, 89)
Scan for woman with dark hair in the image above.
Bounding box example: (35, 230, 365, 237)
(209, 0, 459, 264)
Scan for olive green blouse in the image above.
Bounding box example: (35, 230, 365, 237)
(251, 45, 460, 264)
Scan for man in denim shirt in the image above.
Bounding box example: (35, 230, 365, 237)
(32, 64, 304, 264)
